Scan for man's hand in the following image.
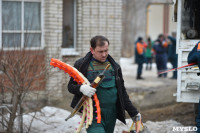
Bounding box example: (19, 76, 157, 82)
(132, 113, 141, 122)
(80, 84, 96, 97)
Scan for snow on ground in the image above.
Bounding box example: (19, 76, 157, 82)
(21, 58, 181, 133)
(22, 106, 185, 133)
(119, 57, 174, 90)
(119, 57, 172, 77)
(23, 106, 80, 133)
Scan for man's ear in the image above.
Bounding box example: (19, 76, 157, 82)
(90, 47, 94, 54)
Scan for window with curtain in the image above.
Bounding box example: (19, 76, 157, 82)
(1, 1, 42, 48)
(62, 0, 75, 48)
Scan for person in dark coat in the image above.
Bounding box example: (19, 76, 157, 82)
(135, 37, 146, 79)
(167, 32, 178, 79)
(188, 41, 200, 68)
(187, 41, 200, 133)
(153, 34, 169, 78)
(68, 35, 141, 133)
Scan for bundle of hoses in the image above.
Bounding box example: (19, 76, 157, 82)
(50, 58, 101, 133)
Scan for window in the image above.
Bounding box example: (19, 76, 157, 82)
(62, 0, 78, 55)
(0, 0, 43, 49)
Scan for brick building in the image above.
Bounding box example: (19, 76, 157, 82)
(0, 0, 123, 106)
(1, 0, 177, 107)
(122, 0, 174, 57)
(45, 0, 123, 104)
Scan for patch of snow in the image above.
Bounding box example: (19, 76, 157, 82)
(23, 106, 82, 133)
(22, 106, 184, 133)
(145, 120, 186, 133)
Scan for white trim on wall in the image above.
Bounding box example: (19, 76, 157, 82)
(61, 48, 79, 56)
(21, 1, 24, 48)
(41, 0, 44, 48)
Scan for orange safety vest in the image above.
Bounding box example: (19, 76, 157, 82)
(136, 42, 144, 55)
(162, 41, 168, 48)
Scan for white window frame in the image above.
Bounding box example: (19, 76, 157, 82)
(0, 0, 44, 50)
(61, 0, 79, 56)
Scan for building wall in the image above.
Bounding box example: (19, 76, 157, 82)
(122, 0, 173, 57)
(44, 0, 64, 101)
(147, 4, 177, 41)
(44, 0, 123, 105)
(147, 5, 164, 41)
(76, 0, 122, 62)
(169, 5, 177, 34)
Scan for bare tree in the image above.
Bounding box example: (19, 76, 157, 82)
(0, 48, 49, 132)
(0, 2, 67, 132)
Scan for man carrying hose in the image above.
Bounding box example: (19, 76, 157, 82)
(68, 35, 141, 133)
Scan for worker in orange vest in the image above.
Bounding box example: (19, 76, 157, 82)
(135, 37, 146, 80)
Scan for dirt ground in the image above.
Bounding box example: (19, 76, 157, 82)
(142, 102, 196, 126)
(125, 78, 196, 126)
(120, 58, 196, 126)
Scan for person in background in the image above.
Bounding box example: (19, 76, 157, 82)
(135, 37, 146, 80)
(187, 41, 200, 133)
(68, 35, 141, 133)
(145, 37, 154, 71)
(153, 34, 169, 78)
(167, 32, 178, 79)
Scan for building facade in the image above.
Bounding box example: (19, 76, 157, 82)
(45, 0, 123, 104)
(0, 0, 123, 107)
(122, 0, 174, 57)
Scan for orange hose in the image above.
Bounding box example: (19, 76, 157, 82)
(50, 58, 102, 124)
(50, 58, 84, 84)
(93, 93, 101, 123)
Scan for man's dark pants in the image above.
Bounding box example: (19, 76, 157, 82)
(137, 62, 143, 78)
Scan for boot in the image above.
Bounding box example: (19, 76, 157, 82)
(137, 75, 144, 80)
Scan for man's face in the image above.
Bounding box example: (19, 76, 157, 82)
(90, 41, 109, 63)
